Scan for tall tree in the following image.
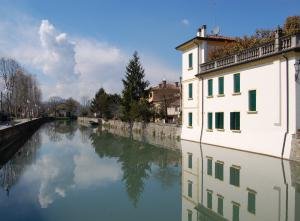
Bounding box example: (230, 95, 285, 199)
(121, 51, 150, 125)
(90, 88, 110, 119)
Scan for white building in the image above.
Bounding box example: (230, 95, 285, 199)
(181, 140, 300, 221)
(176, 25, 300, 159)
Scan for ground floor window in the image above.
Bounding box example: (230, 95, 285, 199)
(247, 190, 256, 214)
(230, 112, 240, 130)
(188, 180, 193, 197)
(215, 161, 224, 181)
(217, 195, 224, 216)
(207, 190, 213, 209)
(230, 166, 240, 187)
(207, 158, 212, 175)
(208, 112, 213, 129)
(232, 202, 240, 221)
(215, 112, 224, 129)
(188, 209, 192, 221)
(188, 112, 193, 127)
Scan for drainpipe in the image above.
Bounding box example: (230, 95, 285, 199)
(281, 54, 289, 158)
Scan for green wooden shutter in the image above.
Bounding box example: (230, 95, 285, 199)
(248, 191, 256, 214)
(218, 197, 223, 215)
(233, 204, 240, 221)
(219, 77, 224, 94)
(234, 73, 240, 93)
(188, 210, 192, 221)
(208, 79, 213, 96)
(188, 83, 193, 98)
(230, 112, 234, 130)
(188, 154, 192, 169)
(188, 112, 192, 127)
(207, 159, 212, 175)
(189, 53, 193, 68)
(208, 113, 212, 129)
(220, 112, 224, 129)
(249, 90, 256, 111)
(220, 164, 224, 180)
(236, 112, 240, 130)
(207, 191, 212, 209)
(215, 113, 218, 128)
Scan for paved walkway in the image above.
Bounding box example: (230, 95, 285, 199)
(0, 118, 33, 130)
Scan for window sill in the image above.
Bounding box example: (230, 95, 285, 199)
(188, 98, 193, 100)
(207, 95, 214, 98)
(187, 126, 193, 129)
(216, 129, 225, 132)
(217, 94, 225, 97)
(206, 129, 213, 132)
(232, 92, 241, 96)
(188, 67, 193, 71)
(247, 111, 257, 114)
(231, 130, 241, 133)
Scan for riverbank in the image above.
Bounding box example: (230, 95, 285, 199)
(78, 117, 182, 151)
(0, 117, 52, 152)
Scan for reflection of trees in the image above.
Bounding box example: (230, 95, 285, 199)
(44, 120, 78, 142)
(90, 132, 181, 207)
(0, 130, 41, 195)
(78, 125, 93, 144)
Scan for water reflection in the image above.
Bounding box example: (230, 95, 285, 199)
(181, 140, 300, 221)
(89, 130, 181, 207)
(0, 130, 41, 196)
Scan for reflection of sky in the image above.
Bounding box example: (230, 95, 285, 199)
(21, 129, 122, 208)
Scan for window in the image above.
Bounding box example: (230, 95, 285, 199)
(188, 53, 193, 69)
(188, 112, 193, 127)
(215, 162, 224, 181)
(188, 210, 192, 221)
(248, 190, 256, 214)
(248, 90, 256, 111)
(215, 112, 224, 129)
(188, 181, 193, 197)
(207, 158, 212, 175)
(207, 191, 212, 209)
(188, 153, 192, 169)
(217, 195, 224, 216)
(230, 112, 240, 131)
(218, 77, 224, 95)
(230, 166, 240, 187)
(232, 203, 240, 221)
(208, 79, 213, 96)
(207, 112, 213, 130)
(188, 83, 193, 99)
(233, 73, 240, 93)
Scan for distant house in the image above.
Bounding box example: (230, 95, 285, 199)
(148, 80, 181, 123)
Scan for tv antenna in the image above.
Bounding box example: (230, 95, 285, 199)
(212, 26, 220, 36)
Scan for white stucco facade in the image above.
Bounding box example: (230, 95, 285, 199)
(177, 29, 300, 159)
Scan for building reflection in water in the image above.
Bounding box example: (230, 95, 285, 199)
(0, 130, 41, 196)
(181, 140, 300, 221)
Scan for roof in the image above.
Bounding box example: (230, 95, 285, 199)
(175, 35, 235, 51)
(150, 83, 180, 91)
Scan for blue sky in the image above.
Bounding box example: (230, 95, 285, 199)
(0, 0, 299, 100)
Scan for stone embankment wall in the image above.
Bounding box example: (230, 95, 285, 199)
(290, 134, 300, 162)
(0, 118, 51, 152)
(78, 117, 182, 151)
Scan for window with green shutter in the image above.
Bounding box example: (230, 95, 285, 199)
(188, 181, 192, 197)
(207, 158, 212, 175)
(248, 191, 256, 214)
(233, 73, 240, 93)
(218, 77, 224, 95)
(188, 83, 193, 99)
(217, 196, 224, 216)
(215, 162, 224, 181)
(230, 112, 240, 130)
(188, 53, 193, 68)
(208, 79, 213, 96)
(188, 153, 192, 169)
(215, 112, 224, 129)
(230, 167, 240, 187)
(207, 191, 212, 209)
(208, 112, 213, 129)
(188, 210, 192, 221)
(249, 90, 256, 111)
(188, 112, 193, 127)
(232, 203, 240, 221)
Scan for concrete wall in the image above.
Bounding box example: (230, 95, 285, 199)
(0, 118, 50, 152)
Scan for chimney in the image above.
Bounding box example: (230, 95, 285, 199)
(162, 79, 166, 88)
(197, 25, 207, 37)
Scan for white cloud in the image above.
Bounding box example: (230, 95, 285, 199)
(181, 19, 190, 26)
(0, 12, 179, 100)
